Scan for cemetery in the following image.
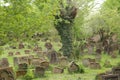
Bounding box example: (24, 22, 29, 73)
(0, 0, 120, 80)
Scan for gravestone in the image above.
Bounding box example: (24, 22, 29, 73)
(16, 70, 27, 78)
(40, 61, 49, 69)
(13, 57, 19, 66)
(15, 52, 21, 55)
(0, 67, 14, 80)
(91, 34, 101, 43)
(0, 58, 9, 68)
(19, 42, 24, 49)
(18, 56, 29, 64)
(96, 73, 106, 80)
(82, 58, 96, 67)
(31, 58, 41, 67)
(68, 61, 79, 73)
(112, 67, 120, 76)
(95, 55, 101, 62)
(8, 52, 14, 56)
(18, 63, 28, 71)
(36, 51, 44, 58)
(53, 67, 64, 74)
(59, 56, 69, 68)
(102, 74, 119, 80)
(89, 62, 101, 69)
(34, 66, 45, 77)
(24, 50, 31, 54)
(49, 50, 58, 64)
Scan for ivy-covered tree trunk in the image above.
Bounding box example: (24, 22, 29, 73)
(54, 0, 77, 57)
(55, 21, 74, 57)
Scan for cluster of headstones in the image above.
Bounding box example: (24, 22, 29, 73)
(85, 33, 119, 57)
(2, 42, 81, 79)
(82, 58, 101, 69)
(96, 66, 120, 80)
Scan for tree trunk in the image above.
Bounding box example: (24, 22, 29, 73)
(55, 21, 74, 57)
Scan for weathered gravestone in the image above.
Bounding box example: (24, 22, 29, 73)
(19, 42, 24, 49)
(82, 58, 96, 67)
(53, 67, 64, 74)
(24, 50, 31, 54)
(102, 74, 119, 80)
(112, 67, 120, 76)
(40, 61, 49, 69)
(8, 52, 14, 56)
(34, 66, 45, 77)
(13, 56, 29, 66)
(0, 67, 14, 80)
(16, 63, 28, 78)
(59, 56, 69, 68)
(15, 52, 21, 55)
(18, 63, 28, 71)
(16, 70, 27, 78)
(89, 62, 101, 69)
(49, 50, 58, 64)
(0, 58, 9, 68)
(68, 61, 79, 73)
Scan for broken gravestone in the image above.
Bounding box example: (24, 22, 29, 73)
(68, 61, 79, 73)
(53, 67, 64, 74)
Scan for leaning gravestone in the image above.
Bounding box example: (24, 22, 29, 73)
(68, 61, 79, 73)
(53, 67, 64, 74)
